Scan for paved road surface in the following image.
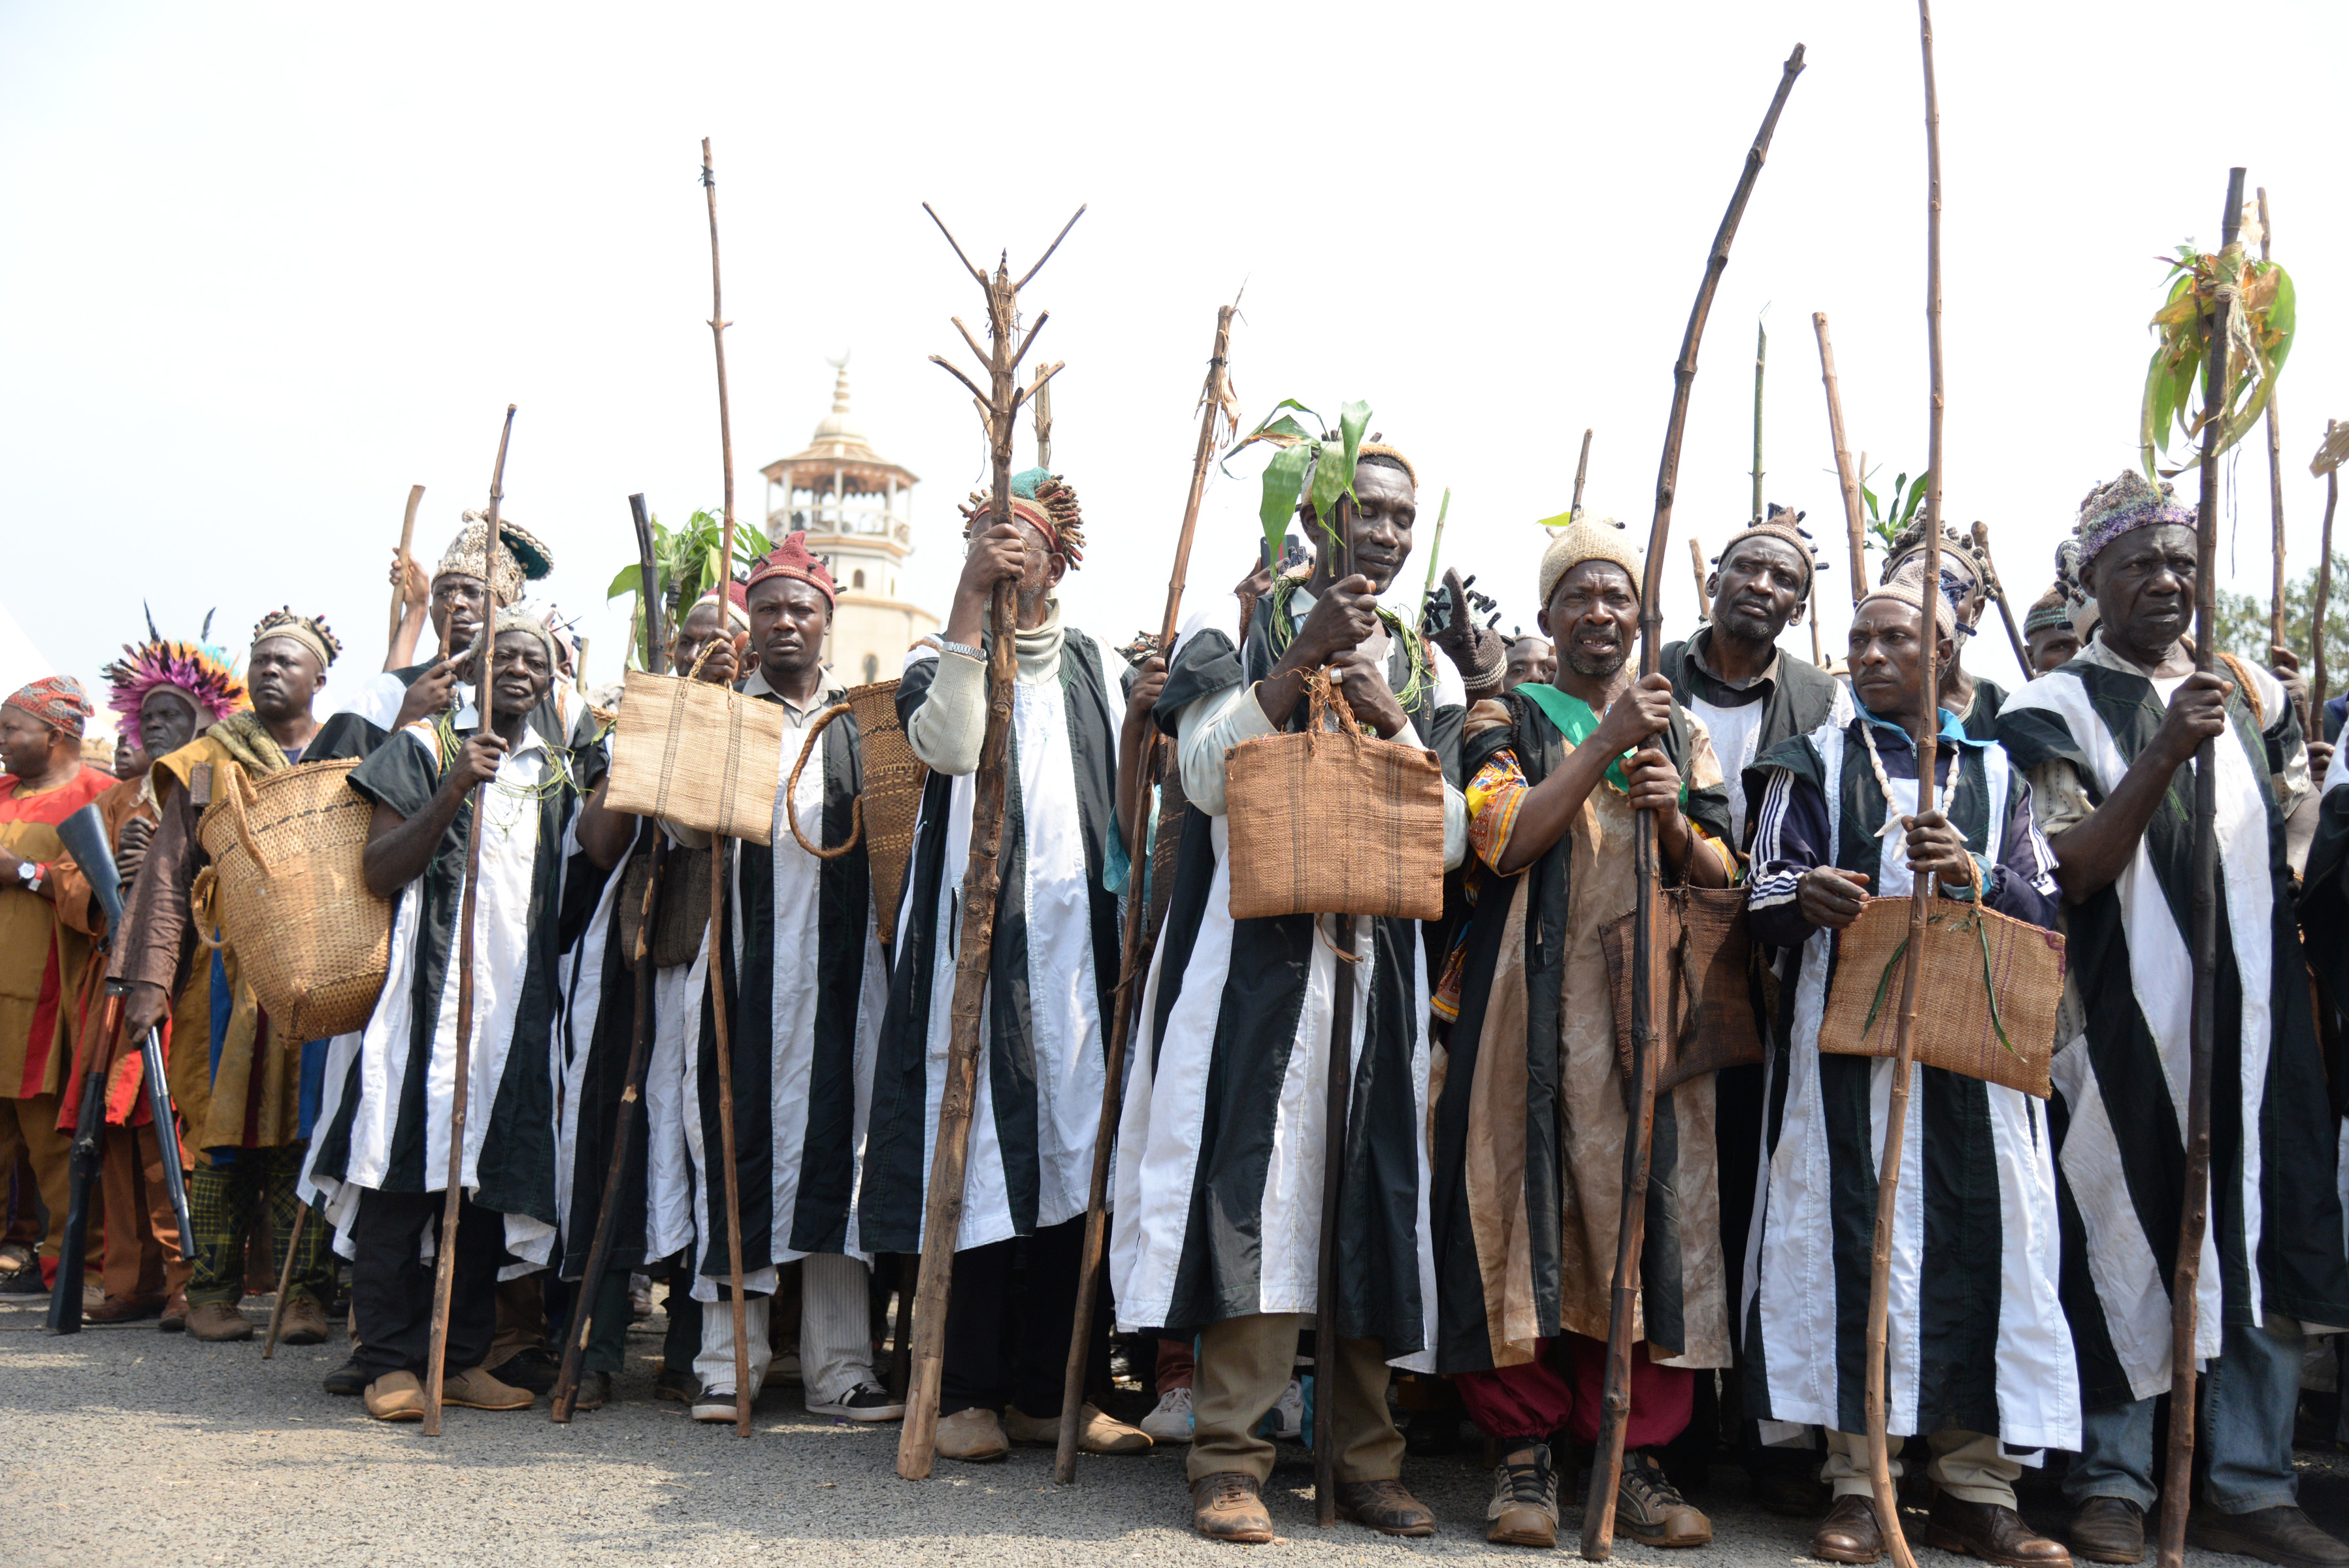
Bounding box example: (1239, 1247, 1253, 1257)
(6, 1293, 2344, 1568)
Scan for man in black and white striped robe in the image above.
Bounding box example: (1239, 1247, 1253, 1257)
(1998, 472, 2349, 1568)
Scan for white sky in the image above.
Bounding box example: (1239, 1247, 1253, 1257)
(8, 1, 2347, 708)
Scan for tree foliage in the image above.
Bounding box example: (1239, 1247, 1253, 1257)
(2214, 553, 2349, 662)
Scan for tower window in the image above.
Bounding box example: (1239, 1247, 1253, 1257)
(852, 568, 866, 589)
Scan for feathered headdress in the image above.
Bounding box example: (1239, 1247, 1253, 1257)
(105, 604, 248, 728)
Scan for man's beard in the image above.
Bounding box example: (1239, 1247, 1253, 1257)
(1564, 644, 1629, 679)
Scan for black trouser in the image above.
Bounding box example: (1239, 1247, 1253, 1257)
(940, 1215, 1091, 1418)
(350, 1188, 505, 1379)
(579, 1257, 702, 1376)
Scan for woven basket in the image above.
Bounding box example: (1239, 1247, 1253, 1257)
(1817, 877, 2065, 1098)
(195, 759, 389, 1041)
(1602, 883, 1765, 1091)
(840, 679, 926, 945)
(1224, 671, 1445, 922)
(604, 669, 787, 846)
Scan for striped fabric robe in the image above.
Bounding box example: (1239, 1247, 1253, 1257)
(1742, 710, 2078, 1449)
(857, 625, 1123, 1255)
(1109, 595, 1464, 1362)
(1999, 644, 2349, 1409)
(303, 716, 597, 1273)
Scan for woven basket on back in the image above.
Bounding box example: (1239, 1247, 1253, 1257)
(604, 669, 787, 847)
(1817, 872, 2065, 1098)
(1601, 883, 1765, 1092)
(844, 679, 925, 945)
(194, 758, 389, 1041)
(1224, 670, 1445, 922)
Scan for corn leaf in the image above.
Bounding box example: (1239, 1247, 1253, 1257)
(1307, 436, 1349, 527)
(607, 563, 642, 601)
(1259, 442, 1311, 568)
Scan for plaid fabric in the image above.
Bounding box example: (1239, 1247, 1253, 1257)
(186, 1144, 332, 1307)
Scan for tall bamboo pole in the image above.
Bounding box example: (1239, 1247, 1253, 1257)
(388, 484, 423, 653)
(421, 402, 515, 1437)
(2261, 189, 2288, 660)
(1581, 41, 1806, 1559)
(898, 202, 1083, 1480)
(1033, 366, 1054, 470)
(2316, 421, 2342, 718)
(1054, 302, 1237, 1484)
(2158, 165, 2248, 1568)
(699, 137, 753, 1438)
(1690, 537, 1712, 621)
(1417, 488, 1453, 619)
(1752, 318, 1767, 523)
(1813, 314, 1867, 606)
(1573, 428, 1594, 518)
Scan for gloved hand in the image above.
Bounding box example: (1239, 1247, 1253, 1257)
(1422, 568, 1507, 698)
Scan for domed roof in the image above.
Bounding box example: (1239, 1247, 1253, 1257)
(810, 355, 868, 444)
(761, 351, 918, 489)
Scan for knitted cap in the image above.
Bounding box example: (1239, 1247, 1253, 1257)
(2074, 470, 2196, 572)
(1715, 504, 1824, 585)
(745, 531, 840, 606)
(1535, 514, 1641, 606)
(1856, 576, 1956, 639)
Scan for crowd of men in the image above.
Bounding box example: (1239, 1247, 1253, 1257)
(5, 451, 2349, 1568)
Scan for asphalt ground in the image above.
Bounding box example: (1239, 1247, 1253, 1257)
(7, 1290, 2348, 1568)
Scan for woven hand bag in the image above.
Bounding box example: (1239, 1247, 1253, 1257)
(1224, 670, 1445, 922)
(1816, 866, 2065, 1098)
(604, 669, 787, 847)
(1601, 883, 1765, 1092)
(194, 759, 389, 1041)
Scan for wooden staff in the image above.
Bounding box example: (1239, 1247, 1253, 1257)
(629, 493, 666, 670)
(897, 201, 1083, 1480)
(1033, 365, 1054, 469)
(2261, 189, 2288, 659)
(1752, 318, 1767, 523)
(421, 400, 516, 1438)
(1968, 520, 2031, 672)
(697, 136, 754, 1439)
(1316, 908, 1359, 1527)
(261, 1204, 310, 1358)
(551, 834, 670, 1422)
(1690, 537, 1711, 620)
(2314, 421, 2344, 717)
(2158, 165, 2248, 1568)
(1573, 428, 1594, 517)
(1813, 314, 1867, 604)
(388, 484, 424, 653)
(1055, 302, 1237, 1484)
(1581, 41, 1806, 1559)
(1857, 8, 1954, 1556)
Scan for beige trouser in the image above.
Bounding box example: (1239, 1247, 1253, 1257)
(0, 1094, 71, 1262)
(1189, 1311, 1403, 1486)
(1824, 1428, 2020, 1508)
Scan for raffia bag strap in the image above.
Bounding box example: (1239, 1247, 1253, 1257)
(2216, 651, 2266, 727)
(783, 702, 864, 860)
(652, 639, 727, 828)
(1306, 670, 1366, 964)
(219, 764, 269, 879)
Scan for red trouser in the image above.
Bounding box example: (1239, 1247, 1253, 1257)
(1453, 1334, 1695, 1448)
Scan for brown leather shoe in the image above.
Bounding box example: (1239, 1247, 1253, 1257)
(1487, 1446, 1561, 1548)
(185, 1300, 254, 1341)
(158, 1291, 188, 1332)
(277, 1294, 329, 1346)
(1191, 1471, 1275, 1544)
(1815, 1495, 1886, 1564)
(2069, 1497, 2145, 1565)
(84, 1292, 165, 1324)
(1617, 1448, 1712, 1548)
(1004, 1401, 1151, 1454)
(363, 1370, 425, 1422)
(934, 1407, 1010, 1463)
(1334, 1478, 1436, 1537)
(2187, 1505, 2349, 1568)
(442, 1364, 534, 1411)
(1924, 1492, 2073, 1567)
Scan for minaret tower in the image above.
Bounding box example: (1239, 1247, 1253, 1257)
(760, 354, 939, 683)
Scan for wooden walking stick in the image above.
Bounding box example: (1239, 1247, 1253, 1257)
(1856, 9, 1959, 1558)
(1581, 41, 1806, 1559)
(897, 201, 1083, 1480)
(1054, 301, 1238, 1484)
(551, 835, 671, 1422)
(388, 484, 423, 653)
(1033, 364, 1054, 470)
(2157, 165, 2248, 1568)
(1573, 427, 1594, 519)
(1813, 314, 1868, 606)
(1690, 537, 1712, 620)
(697, 136, 755, 1439)
(2312, 421, 2347, 719)
(1315, 908, 1359, 1527)
(261, 1204, 310, 1358)
(1968, 520, 2031, 672)
(2261, 188, 2288, 662)
(422, 400, 516, 1438)
(1752, 317, 1767, 523)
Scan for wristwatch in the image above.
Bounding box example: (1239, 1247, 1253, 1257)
(14, 860, 42, 894)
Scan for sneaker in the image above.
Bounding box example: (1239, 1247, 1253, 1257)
(186, 1300, 254, 1341)
(1615, 1446, 1712, 1548)
(0, 1244, 42, 1294)
(1488, 1445, 1562, 1548)
(323, 1354, 369, 1397)
(278, 1294, 330, 1346)
(692, 1389, 745, 1423)
(442, 1364, 534, 1411)
(1005, 1401, 1151, 1454)
(493, 1344, 561, 1394)
(363, 1370, 425, 1422)
(1258, 1377, 1304, 1441)
(1192, 1470, 1275, 1544)
(629, 1273, 653, 1321)
(1141, 1387, 1195, 1444)
(808, 1381, 904, 1422)
(934, 1406, 1010, 1462)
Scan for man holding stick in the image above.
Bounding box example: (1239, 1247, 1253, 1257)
(1743, 578, 2075, 1567)
(1997, 473, 2349, 1568)
(861, 471, 1145, 1462)
(1112, 442, 1467, 1543)
(1432, 515, 1736, 1550)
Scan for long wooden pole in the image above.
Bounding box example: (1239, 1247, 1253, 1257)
(898, 202, 1084, 1480)
(2316, 422, 2339, 719)
(1969, 520, 2031, 673)
(388, 484, 423, 653)
(1814, 314, 1868, 606)
(2158, 164, 2247, 1568)
(1752, 318, 1767, 523)
(2261, 188, 2288, 661)
(1581, 41, 1806, 1559)
(1690, 537, 1712, 621)
(1054, 302, 1236, 1484)
(421, 401, 515, 1437)
(698, 137, 753, 1439)
(1316, 907, 1358, 1527)
(1573, 428, 1594, 517)
(1858, 8, 1950, 1558)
